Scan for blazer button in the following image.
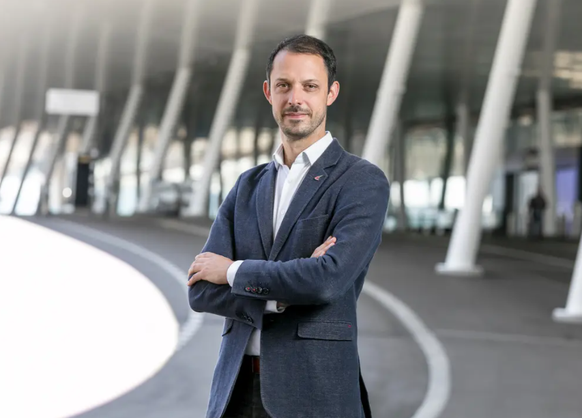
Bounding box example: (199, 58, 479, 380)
(245, 286, 251, 292)
(263, 288, 270, 295)
(257, 287, 263, 294)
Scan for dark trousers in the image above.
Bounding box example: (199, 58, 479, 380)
(223, 356, 271, 418)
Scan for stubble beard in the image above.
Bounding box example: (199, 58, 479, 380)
(278, 111, 326, 142)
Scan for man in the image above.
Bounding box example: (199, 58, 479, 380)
(528, 186, 547, 239)
(188, 35, 389, 418)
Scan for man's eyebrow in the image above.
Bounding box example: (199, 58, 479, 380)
(273, 78, 321, 84)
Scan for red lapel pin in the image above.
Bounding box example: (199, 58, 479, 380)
(314, 175, 323, 181)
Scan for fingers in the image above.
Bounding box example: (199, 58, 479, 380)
(313, 236, 335, 256)
(325, 236, 336, 245)
(187, 260, 205, 285)
(187, 273, 200, 286)
(311, 236, 336, 258)
(187, 253, 218, 285)
(187, 261, 198, 277)
(189, 253, 212, 275)
(188, 266, 204, 286)
(318, 239, 335, 257)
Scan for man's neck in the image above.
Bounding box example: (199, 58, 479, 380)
(280, 128, 327, 168)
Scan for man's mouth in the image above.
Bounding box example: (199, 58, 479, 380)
(284, 112, 308, 119)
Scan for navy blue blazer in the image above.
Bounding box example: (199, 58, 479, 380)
(189, 139, 390, 418)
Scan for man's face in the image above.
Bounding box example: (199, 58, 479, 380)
(264, 51, 339, 141)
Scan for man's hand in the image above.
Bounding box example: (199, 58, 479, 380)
(187, 236, 335, 287)
(275, 236, 336, 311)
(311, 236, 336, 258)
(187, 253, 233, 286)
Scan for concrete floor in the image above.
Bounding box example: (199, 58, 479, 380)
(23, 214, 582, 418)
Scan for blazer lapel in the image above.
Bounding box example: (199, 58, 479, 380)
(269, 139, 343, 261)
(256, 162, 276, 258)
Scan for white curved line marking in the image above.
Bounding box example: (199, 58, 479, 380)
(157, 219, 452, 418)
(363, 281, 451, 418)
(49, 218, 203, 351)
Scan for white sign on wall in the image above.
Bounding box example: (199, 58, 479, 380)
(46, 89, 100, 116)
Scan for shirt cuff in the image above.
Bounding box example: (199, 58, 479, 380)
(226, 260, 244, 287)
(265, 300, 286, 313)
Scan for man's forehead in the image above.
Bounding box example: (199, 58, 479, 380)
(271, 51, 327, 81)
(272, 51, 326, 69)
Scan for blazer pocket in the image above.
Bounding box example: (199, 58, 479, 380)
(295, 214, 330, 231)
(297, 321, 354, 341)
(222, 318, 234, 336)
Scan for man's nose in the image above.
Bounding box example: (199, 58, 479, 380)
(287, 88, 304, 105)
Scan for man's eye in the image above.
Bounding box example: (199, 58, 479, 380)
(277, 83, 288, 88)
(307, 84, 317, 89)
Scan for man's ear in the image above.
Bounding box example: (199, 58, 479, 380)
(326, 81, 340, 106)
(263, 80, 272, 105)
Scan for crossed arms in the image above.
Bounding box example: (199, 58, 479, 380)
(187, 162, 389, 327)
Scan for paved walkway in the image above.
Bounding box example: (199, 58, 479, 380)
(28, 214, 427, 418)
(371, 231, 582, 418)
(17, 214, 582, 418)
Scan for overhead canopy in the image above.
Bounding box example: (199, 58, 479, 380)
(0, 0, 581, 137)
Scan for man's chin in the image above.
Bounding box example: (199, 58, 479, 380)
(282, 128, 312, 141)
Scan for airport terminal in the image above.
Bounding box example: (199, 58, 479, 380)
(1, 0, 582, 417)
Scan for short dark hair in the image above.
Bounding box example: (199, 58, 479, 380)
(266, 34, 337, 89)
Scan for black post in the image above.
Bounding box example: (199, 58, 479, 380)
(136, 118, 144, 202)
(439, 114, 456, 211)
(253, 111, 262, 166)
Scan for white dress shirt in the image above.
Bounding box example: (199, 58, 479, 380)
(226, 132, 334, 356)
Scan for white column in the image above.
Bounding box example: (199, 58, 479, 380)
(105, 0, 154, 215)
(106, 85, 144, 212)
(12, 22, 52, 214)
(361, 0, 424, 166)
(305, 0, 332, 39)
(186, 0, 260, 216)
(38, 8, 84, 215)
(553, 237, 582, 323)
(80, 22, 112, 155)
(436, 0, 538, 275)
(140, 0, 201, 212)
(537, 0, 561, 237)
(0, 34, 29, 192)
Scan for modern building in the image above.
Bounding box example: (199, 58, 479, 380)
(2, 0, 582, 301)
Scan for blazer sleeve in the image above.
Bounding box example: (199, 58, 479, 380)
(188, 176, 267, 329)
(231, 161, 390, 306)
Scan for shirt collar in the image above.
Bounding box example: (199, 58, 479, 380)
(273, 132, 334, 169)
